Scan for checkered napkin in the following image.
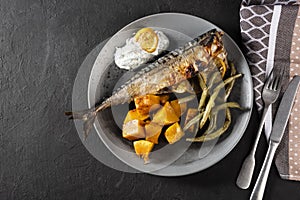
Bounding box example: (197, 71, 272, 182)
(240, 0, 300, 181)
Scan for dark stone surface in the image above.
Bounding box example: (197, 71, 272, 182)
(1, 0, 299, 199)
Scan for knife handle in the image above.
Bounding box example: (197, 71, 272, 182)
(250, 141, 279, 200)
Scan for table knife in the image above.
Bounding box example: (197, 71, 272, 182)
(250, 75, 300, 200)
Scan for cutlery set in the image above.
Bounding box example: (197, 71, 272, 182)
(236, 69, 300, 200)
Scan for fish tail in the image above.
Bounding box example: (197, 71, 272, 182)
(65, 102, 110, 139)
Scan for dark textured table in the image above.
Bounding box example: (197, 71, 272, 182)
(1, 0, 300, 199)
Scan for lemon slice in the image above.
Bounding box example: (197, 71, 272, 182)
(135, 28, 158, 53)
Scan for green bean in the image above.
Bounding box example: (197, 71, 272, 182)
(183, 112, 204, 132)
(208, 71, 221, 90)
(198, 73, 207, 90)
(178, 95, 196, 104)
(212, 102, 244, 114)
(214, 73, 242, 93)
(225, 63, 237, 100)
(187, 108, 231, 142)
(198, 71, 223, 116)
(199, 96, 215, 129)
(199, 73, 241, 129)
(230, 62, 236, 75)
(197, 73, 209, 111)
(204, 113, 217, 134)
(198, 88, 208, 111)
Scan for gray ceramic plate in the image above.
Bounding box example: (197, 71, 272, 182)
(88, 13, 253, 176)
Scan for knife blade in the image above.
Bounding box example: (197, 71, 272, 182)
(270, 75, 300, 143)
(250, 75, 300, 200)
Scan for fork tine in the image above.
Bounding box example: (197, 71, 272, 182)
(273, 76, 280, 90)
(274, 67, 285, 89)
(265, 67, 283, 90)
(276, 74, 283, 90)
(271, 76, 277, 90)
(269, 76, 274, 90)
(278, 66, 285, 76)
(265, 74, 273, 89)
(276, 67, 285, 80)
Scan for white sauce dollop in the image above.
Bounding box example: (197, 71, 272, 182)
(114, 30, 169, 70)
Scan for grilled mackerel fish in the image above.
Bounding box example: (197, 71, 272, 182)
(66, 29, 229, 138)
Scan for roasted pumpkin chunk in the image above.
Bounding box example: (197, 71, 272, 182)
(184, 108, 199, 132)
(164, 122, 184, 144)
(170, 99, 187, 117)
(124, 109, 149, 124)
(152, 101, 179, 125)
(122, 119, 145, 140)
(133, 140, 154, 163)
(134, 94, 161, 115)
(145, 122, 163, 144)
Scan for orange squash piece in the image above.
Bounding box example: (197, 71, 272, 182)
(170, 99, 187, 117)
(133, 140, 155, 163)
(134, 94, 161, 115)
(164, 122, 184, 144)
(145, 123, 163, 144)
(124, 109, 149, 124)
(122, 119, 145, 140)
(152, 101, 179, 125)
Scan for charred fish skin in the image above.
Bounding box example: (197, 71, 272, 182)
(105, 29, 228, 107)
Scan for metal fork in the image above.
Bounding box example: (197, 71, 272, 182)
(236, 68, 283, 189)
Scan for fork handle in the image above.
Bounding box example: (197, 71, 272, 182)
(236, 105, 270, 189)
(251, 105, 270, 156)
(250, 141, 279, 200)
